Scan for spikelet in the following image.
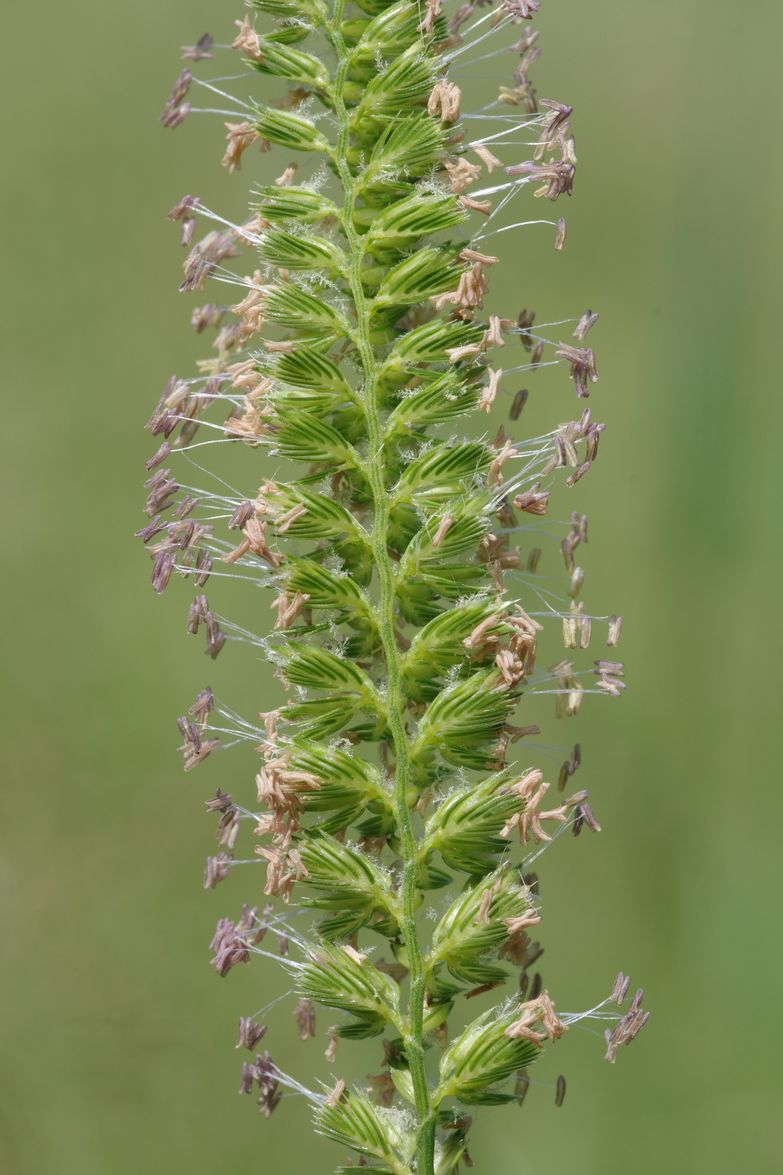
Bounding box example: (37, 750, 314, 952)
(142, 3, 648, 1171)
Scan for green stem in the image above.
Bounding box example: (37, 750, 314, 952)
(327, 6, 436, 1172)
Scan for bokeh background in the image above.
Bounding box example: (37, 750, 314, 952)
(2, 1, 781, 1172)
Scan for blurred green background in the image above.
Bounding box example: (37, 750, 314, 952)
(2, 1, 781, 1172)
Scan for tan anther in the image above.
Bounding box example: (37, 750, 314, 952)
(232, 276, 268, 341)
(495, 647, 525, 687)
(272, 590, 310, 630)
(433, 261, 490, 315)
(484, 315, 505, 348)
(324, 1028, 339, 1064)
(463, 613, 501, 655)
(294, 998, 316, 1041)
(459, 248, 499, 265)
(445, 156, 482, 193)
(225, 401, 273, 441)
(505, 990, 567, 1046)
(488, 439, 515, 487)
(243, 212, 271, 238)
(513, 484, 549, 515)
(478, 367, 502, 412)
(324, 1079, 346, 1109)
(232, 15, 263, 60)
(342, 944, 368, 965)
(255, 842, 308, 901)
(428, 80, 462, 123)
(274, 163, 298, 187)
(276, 503, 307, 533)
(222, 121, 260, 172)
(475, 877, 503, 924)
(417, 0, 442, 34)
(224, 517, 282, 568)
(504, 911, 542, 937)
(474, 145, 502, 172)
(431, 513, 453, 548)
(607, 615, 623, 647)
(446, 343, 483, 363)
(459, 194, 493, 215)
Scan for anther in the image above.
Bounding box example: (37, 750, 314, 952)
(181, 34, 213, 63)
(510, 388, 529, 419)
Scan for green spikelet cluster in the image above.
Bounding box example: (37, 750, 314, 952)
(144, 3, 647, 1173)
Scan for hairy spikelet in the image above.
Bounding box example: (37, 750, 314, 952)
(143, 3, 648, 1171)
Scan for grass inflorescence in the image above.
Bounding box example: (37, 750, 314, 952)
(141, 3, 648, 1171)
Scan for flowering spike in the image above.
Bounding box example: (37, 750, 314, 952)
(141, 2, 647, 1172)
